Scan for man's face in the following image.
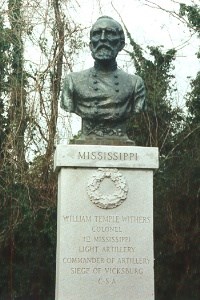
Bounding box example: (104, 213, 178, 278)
(89, 18, 124, 61)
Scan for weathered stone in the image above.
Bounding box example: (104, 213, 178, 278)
(55, 145, 159, 300)
(54, 144, 159, 170)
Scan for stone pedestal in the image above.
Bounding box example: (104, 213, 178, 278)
(54, 145, 159, 300)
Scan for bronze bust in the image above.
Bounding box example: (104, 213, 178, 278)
(61, 16, 146, 145)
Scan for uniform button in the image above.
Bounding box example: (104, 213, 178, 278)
(93, 80, 98, 84)
(94, 87, 99, 91)
(115, 82, 119, 85)
(114, 75, 118, 78)
(115, 89, 119, 92)
(93, 73, 97, 77)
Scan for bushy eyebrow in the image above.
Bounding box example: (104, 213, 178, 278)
(92, 27, 118, 33)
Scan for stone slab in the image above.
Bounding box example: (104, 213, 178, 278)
(55, 145, 159, 300)
(54, 144, 159, 170)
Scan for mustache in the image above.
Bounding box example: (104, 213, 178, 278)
(95, 44, 113, 51)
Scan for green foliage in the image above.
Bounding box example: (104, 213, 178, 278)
(179, 3, 200, 35)
(125, 26, 183, 152)
(0, 97, 8, 159)
(154, 125, 200, 300)
(179, 3, 200, 58)
(186, 72, 200, 123)
(125, 5, 200, 298)
(0, 15, 10, 159)
(0, 1, 57, 299)
(0, 162, 57, 300)
(0, 17, 10, 91)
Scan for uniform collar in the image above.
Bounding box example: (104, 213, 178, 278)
(94, 60, 117, 72)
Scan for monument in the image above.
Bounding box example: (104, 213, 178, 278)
(61, 16, 145, 145)
(55, 16, 159, 300)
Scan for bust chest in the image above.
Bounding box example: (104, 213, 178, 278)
(71, 69, 135, 120)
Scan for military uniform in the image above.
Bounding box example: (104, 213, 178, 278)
(61, 67, 145, 139)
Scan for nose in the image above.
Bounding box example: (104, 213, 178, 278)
(100, 30, 106, 41)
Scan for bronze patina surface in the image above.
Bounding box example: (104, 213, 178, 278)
(61, 16, 146, 145)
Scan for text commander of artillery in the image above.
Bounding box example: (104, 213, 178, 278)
(61, 16, 146, 144)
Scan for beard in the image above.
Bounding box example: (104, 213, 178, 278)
(91, 44, 116, 61)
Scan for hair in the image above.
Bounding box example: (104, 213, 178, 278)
(90, 16, 125, 44)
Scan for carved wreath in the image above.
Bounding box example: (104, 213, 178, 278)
(87, 168, 128, 209)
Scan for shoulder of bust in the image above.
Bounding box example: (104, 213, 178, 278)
(118, 69, 142, 80)
(68, 68, 93, 80)
(116, 69, 144, 86)
(117, 69, 142, 80)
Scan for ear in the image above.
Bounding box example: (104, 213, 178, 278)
(118, 40, 125, 52)
(89, 41, 93, 51)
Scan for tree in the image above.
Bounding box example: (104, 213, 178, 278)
(113, 2, 200, 298)
(0, 14, 10, 160)
(123, 21, 182, 154)
(125, 2, 200, 299)
(0, 1, 84, 299)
